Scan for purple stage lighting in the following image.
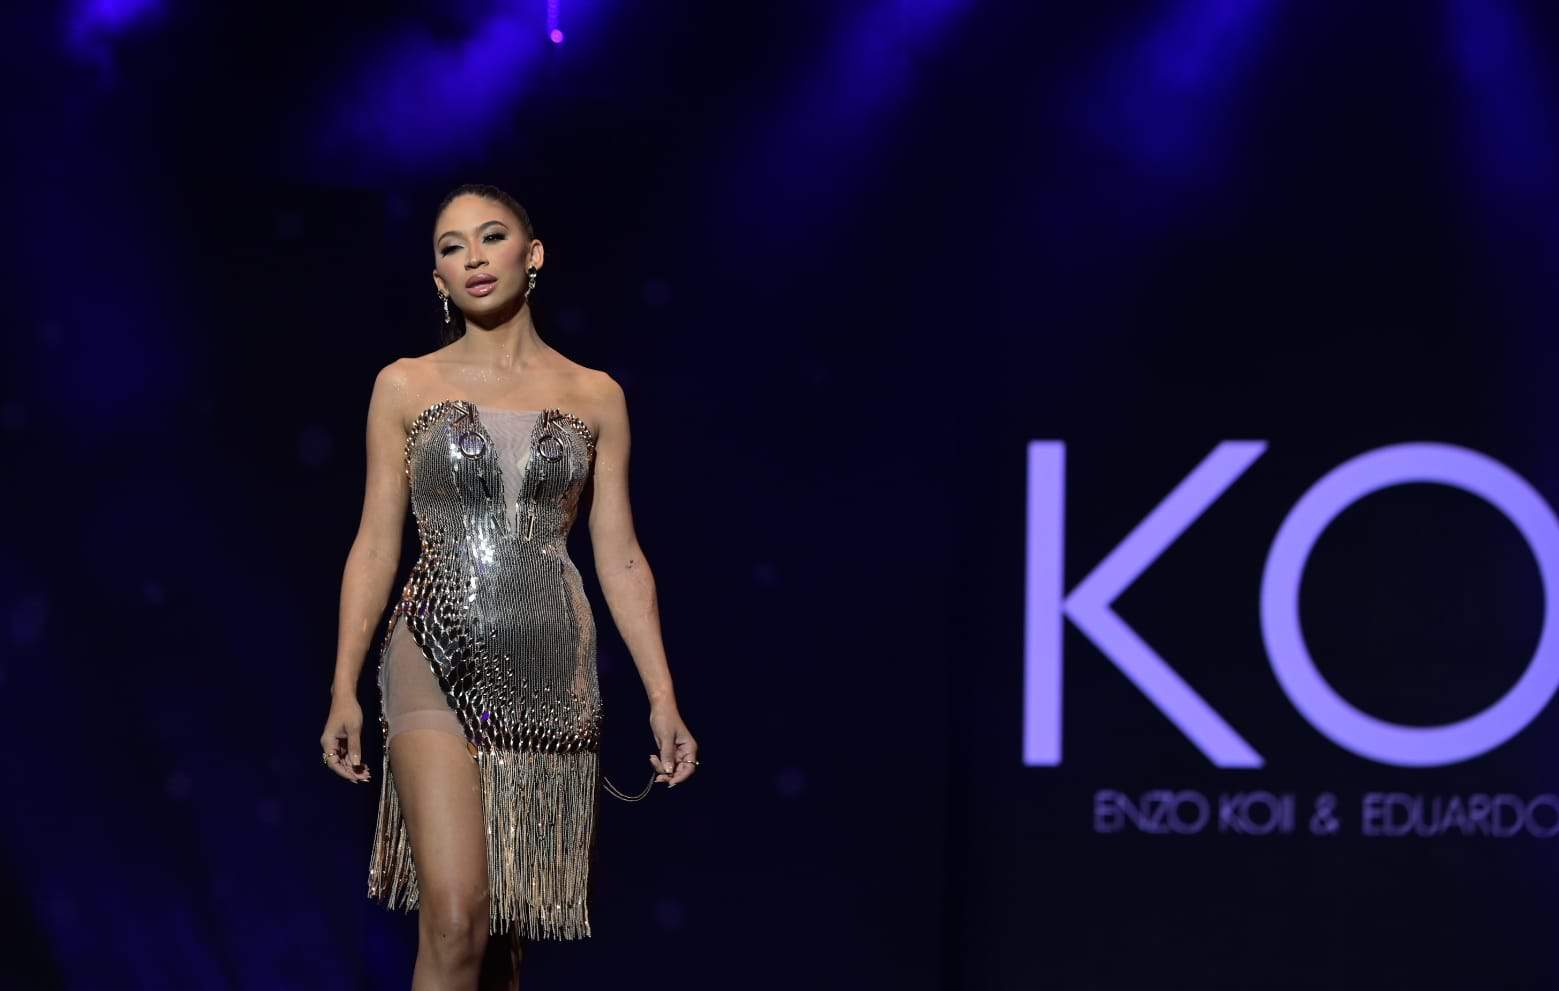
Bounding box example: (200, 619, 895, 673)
(72, 0, 162, 34)
(1073, 0, 1275, 181)
(67, 0, 164, 62)
(1446, 0, 1556, 214)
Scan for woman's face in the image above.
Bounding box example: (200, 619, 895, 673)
(431, 194, 541, 321)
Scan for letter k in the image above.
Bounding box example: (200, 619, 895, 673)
(1023, 442, 1267, 767)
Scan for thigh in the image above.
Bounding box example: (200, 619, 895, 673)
(390, 729, 489, 916)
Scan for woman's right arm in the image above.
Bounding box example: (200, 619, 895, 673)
(321, 361, 412, 783)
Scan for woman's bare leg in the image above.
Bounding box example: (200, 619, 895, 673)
(390, 730, 492, 990)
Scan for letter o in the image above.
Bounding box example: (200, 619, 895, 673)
(1528, 795, 1559, 838)
(1261, 443, 1559, 766)
(1170, 792, 1209, 833)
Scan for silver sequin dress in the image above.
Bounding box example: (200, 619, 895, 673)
(366, 399, 602, 940)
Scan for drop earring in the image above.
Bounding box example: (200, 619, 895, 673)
(439, 291, 450, 323)
(527, 267, 538, 294)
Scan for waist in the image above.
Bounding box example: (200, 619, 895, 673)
(412, 519, 574, 549)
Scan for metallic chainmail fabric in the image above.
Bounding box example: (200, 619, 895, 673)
(366, 398, 603, 940)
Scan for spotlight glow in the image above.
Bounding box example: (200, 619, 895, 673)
(547, 0, 562, 44)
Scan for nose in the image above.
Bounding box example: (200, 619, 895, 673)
(465, 243, 487, 268)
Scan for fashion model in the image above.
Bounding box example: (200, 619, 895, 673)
(321, 183, 698, 989)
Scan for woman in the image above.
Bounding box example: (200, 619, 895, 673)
(320, 183, 698, 988)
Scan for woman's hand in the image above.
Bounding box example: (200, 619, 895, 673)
(320, 695, 372, 784)
(648, 703, 699, 788)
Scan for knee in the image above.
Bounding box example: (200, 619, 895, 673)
(420, 888, 489, 965)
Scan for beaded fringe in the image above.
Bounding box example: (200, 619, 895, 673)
(367, 747, 600, 940)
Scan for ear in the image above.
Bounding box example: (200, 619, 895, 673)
(431, 270, 447, 296)
(528, 238, 545, 270)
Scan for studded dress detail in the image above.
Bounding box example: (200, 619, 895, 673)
(366, 399, 602, 940)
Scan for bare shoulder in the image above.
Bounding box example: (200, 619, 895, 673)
(543, 354, 623, 427)
(574, 366, 627, 430)
(371, 355, 439, 430)
(560, 368, 626, 460)
(581, 367, 626, 409)
(374, 355, 415, 389)
(370, 358, 414, 407)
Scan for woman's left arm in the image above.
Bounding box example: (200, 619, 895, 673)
(588, 376, 699, 788)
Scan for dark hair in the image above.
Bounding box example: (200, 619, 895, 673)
(433, 183, 538, 344)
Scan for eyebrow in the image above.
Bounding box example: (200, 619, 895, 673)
(437, 219, 510, 242)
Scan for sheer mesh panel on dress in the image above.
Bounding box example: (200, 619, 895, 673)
(379, 613, 466, 741)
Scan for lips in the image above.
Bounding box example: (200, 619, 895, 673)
(465, 273, 497, 297)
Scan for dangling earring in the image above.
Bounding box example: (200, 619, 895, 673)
(527, 267, 538, 294)
(439, 291, 450, 323)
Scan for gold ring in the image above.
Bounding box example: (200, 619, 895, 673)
(322, 752, 334, 766)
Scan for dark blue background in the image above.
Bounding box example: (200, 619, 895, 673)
(6, 1, 1559, 987)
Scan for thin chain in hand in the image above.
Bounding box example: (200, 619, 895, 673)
(603, 772, 656, 802)
(602, 755, 699, 801)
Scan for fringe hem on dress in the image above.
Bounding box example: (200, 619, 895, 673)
(366, 746, 600, 940)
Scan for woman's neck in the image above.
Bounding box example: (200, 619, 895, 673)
(453, 307, 547, 370)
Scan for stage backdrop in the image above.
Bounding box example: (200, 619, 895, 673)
(7, 1, 1559, 987)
